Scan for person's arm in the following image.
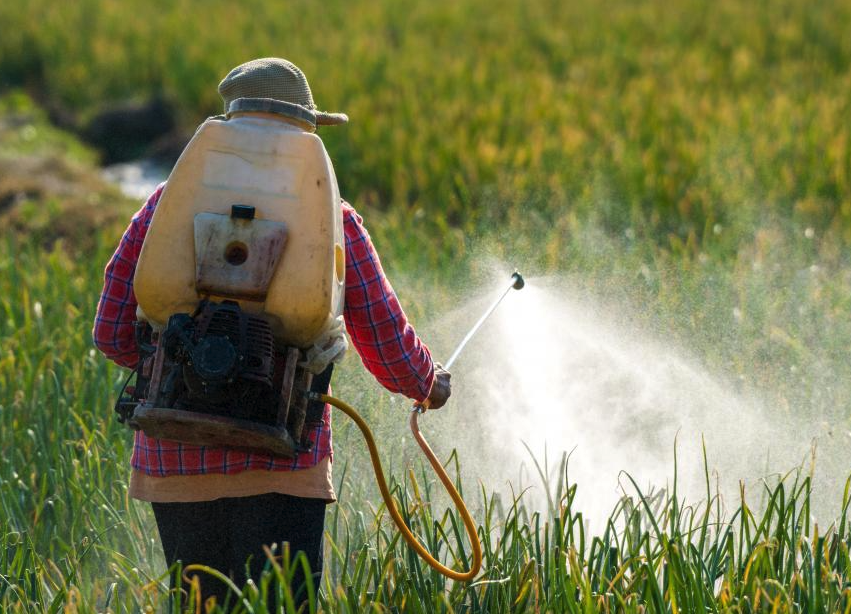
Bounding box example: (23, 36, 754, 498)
(342, 202, 443, 405)
(92, 184, 163, 368)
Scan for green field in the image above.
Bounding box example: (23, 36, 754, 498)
(2, 0, 851, 611)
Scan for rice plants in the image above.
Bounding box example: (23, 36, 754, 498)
(1, 234, 849, 613)
(2, 0, 851, 610)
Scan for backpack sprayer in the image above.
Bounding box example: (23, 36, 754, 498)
(114, 108, 524, 582)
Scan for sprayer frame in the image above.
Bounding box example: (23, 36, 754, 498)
(129, 332, 313, 458)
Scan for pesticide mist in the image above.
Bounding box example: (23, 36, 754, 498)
(428, 273, 846, 528)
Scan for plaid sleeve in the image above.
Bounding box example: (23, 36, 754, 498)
(92, 184, 164, 368)
(342, 201, 435, 402)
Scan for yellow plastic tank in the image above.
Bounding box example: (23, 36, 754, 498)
(134, 114, 345, 348)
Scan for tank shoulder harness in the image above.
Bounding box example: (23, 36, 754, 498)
(121, 115, 346, 458)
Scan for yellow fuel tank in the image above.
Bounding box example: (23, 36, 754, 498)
(134, 115, 345, 348)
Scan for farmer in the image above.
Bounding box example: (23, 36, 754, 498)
(93, 57, 451, 606)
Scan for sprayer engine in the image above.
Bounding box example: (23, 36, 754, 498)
(120, 301, 330, 458)
(160, 301, 276, 421)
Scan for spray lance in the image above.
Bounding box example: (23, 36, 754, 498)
(311, 271, 525, 582)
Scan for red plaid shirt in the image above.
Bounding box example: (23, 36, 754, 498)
(93, 183, 434, 476)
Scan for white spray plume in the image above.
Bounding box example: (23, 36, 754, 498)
(428, 273, 843, 528)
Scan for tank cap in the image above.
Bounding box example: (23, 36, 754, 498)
(231, 204, 255, 220)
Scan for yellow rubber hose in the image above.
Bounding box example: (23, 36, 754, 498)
(318, 394, 483, 582)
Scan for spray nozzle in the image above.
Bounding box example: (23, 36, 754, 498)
(511, 271, 525, 290)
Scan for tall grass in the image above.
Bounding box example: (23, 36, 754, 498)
(2, 258, 850, 613)
(1, 0, 850, 256)
(3, 0, 851, 610)
(0, 233, 849, 612)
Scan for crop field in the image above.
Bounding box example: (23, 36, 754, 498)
(2, 0, 851, 612)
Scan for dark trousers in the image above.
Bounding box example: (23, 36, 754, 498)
(152, 493, 326, 608)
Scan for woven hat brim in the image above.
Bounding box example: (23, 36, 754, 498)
(226, 98, 348, 128)
(316, 111, 348, 126)
(225, 98, 314, 127)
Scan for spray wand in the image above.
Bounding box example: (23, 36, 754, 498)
(441, 271, 525, 373)
(313, 271, 524, 582)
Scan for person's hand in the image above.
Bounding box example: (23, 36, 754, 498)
(423, 363, 451, 410)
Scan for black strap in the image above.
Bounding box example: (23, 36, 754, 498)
(305, 364, 333, 424)
(114, 322, 156, 426)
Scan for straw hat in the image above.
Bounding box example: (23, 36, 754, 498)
(218, 58, 348, 130)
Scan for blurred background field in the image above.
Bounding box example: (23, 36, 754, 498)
(2, 0, 850, 255)
(2, 0, 851, 611)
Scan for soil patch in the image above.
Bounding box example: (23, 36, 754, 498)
(0, 155, 135, 250)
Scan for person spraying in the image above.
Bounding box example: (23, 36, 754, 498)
(93, 57, 451, 607)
